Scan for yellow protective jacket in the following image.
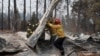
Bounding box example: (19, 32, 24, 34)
(49, 26, 57, 35)
(26, 23, 38, 37)
(48, 23, 65, 38)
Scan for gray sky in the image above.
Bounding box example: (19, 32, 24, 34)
(0, 0, 75, 16)
(0, 0, 45, 14)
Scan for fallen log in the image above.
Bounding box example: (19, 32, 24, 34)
(27, 0, 61, 48)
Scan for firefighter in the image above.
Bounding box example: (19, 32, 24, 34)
(46, 19, 57, 47)
(26, 23, 38, 38)
(26, 23, 40, 52)
(47, 18, 66, 56)
(26, 23, 33, 38)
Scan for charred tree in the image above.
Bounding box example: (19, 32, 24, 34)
(13, 0, 21, 32)
(44, 0, 46, 13)
(54, 6, 57, 18)
(8, 0, 11, 30)
(30, 0, 31, 19)
(23, 0, 26, 31)
(13, 0, 17, 31)
(66, 0, 69, 18)
(49, 0, 53, 18)
(1, 0, 4, 30)
(77, 0, 81, 33)
(36, 0, 38, 22)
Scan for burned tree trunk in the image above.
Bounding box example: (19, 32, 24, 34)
(44, 0, 46, 13)
(1, 0, 3, 30)
(12, 0, 21, 32)
(27, 0, 61, 48)
(13, 0, 17, 32)
(30, 0, 31, 19)
(36, 0, 38, 22)
(54, 6, 57, 18)
(66, 0, 69, 18)
(8, 0, 11, 30)
(23, 0, 26, 31)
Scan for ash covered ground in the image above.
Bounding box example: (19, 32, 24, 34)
(0, 31, 100, 56)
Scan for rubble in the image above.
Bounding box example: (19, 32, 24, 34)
(0, 32, 28, 54)
(0, 37, 6, 51)
(0, 31, 100, 56)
